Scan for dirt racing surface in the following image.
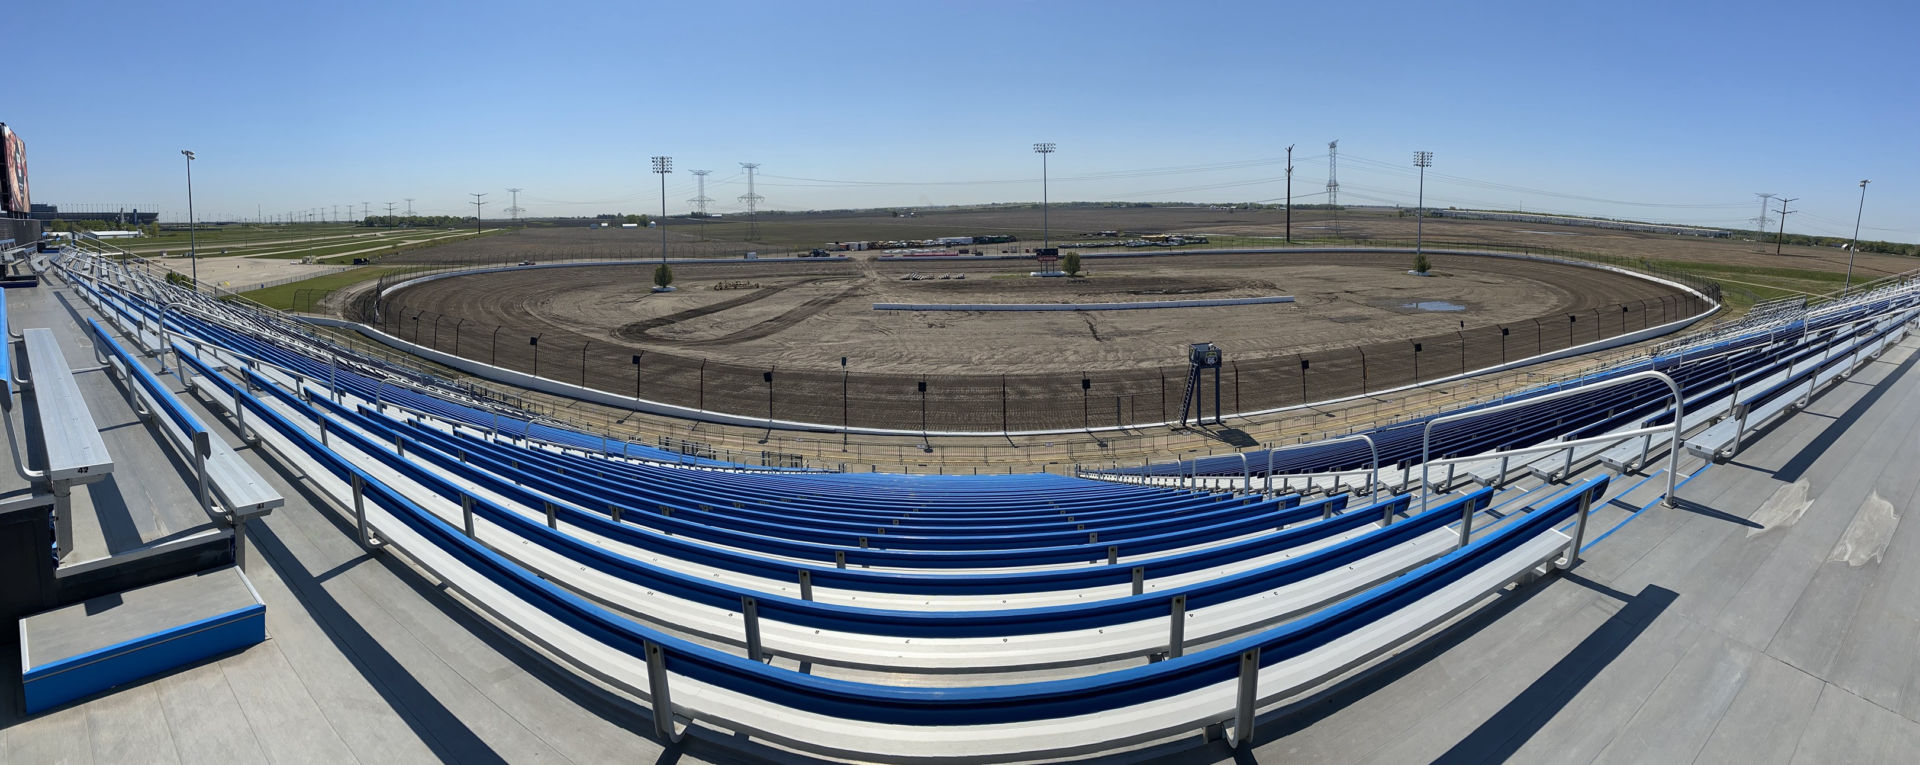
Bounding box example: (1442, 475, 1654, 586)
(387, 251, 1673, 374)
(375, 250, 1694, 431)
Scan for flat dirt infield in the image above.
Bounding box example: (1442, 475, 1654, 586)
(376, 250, 1696, 432)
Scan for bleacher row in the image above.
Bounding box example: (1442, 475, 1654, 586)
(1106, 280, 1920, 494)
(29, 248, 1920, 761)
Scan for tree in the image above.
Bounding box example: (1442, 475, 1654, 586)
(1413, 252, 1430, 274)
(653, 263, 674, 289)
(1063, 251, 1082, 276)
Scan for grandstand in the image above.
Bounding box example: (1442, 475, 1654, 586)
(4, 238, 1920, 762)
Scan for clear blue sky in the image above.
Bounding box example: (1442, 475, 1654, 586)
(15, 0, 1916, 241)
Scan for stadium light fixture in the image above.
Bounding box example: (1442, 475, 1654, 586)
(652, 156, 672, 267)
(181, 150, 198, 288)
(1033, 143, 1056, 250)
(1413, 151, 1433, 270)
(1846, 179, 1869, 297)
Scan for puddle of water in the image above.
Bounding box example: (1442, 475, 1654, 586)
(1402, 300, 1466, 312)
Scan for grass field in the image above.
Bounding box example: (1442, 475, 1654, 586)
(238, 265, 410, 311)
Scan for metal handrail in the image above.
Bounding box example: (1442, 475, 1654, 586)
(1421, 370, 1684, 553)
(1262, 433, 1380, 506)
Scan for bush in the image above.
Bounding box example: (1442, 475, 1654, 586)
(1413, 252, 1430, 274)
(1063, 251, 1082, 276)
(653, 263, 674, 288)
(165, 271, 193, 287)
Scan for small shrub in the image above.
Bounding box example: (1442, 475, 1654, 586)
(1413, 252, 1431, 274)
(1063, 251, 1082, 276)
(653, 263, 674, 288)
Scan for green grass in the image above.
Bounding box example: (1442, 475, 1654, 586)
(238, 266, 408, 311)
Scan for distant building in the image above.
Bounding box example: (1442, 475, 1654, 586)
(29, 204, 160, 225)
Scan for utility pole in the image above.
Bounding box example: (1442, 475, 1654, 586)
(385, 201, 396, 218)
(738, 163, 764, 242)
(470, 192, 487, 233)
(1284, 144, 1294, 243)
(1773, 197, 1798, 256)
(1846, 180, 1870, 296)
(506, 187, 524, 227)
(1033, 142, 1055, 249)
(1752, 192, 1775, 245)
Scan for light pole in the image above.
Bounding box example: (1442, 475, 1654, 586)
(181, 150, 198, 287)
(1033, 143, 1055, 250)
(1846, 179, 1870, 297)
(652, 156, 672, 265)
(1414, 151, 1433, 268)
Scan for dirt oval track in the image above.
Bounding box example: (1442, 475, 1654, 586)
(373, 250, 1697, 432)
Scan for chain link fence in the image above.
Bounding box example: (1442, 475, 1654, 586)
(366, 284, 1709, 434)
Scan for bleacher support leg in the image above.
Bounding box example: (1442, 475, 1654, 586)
(797, 570, 813, 601)
(742, 597, 764, 662)
(1168, 594, 1187, 658)
(1561, 486, 1595, 569)
(194, 431, 212, 515)
(461, 494, 475, 538)
(644, 641, 679, 742)
(1232, 647, 1261, 748)
(233, 517, 250, 569)
(351, 474, 373, 550)
(52, 483, 74, 561)
(1457, 496, 1475, 549)
(1132, 566, 1145, 596)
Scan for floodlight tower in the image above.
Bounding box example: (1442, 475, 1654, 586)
(506, 187, 524, 227)
(1846, 180, 1870, 296)
(1413, 151, 1433, 266)
(180, 149, 198, 287)
(1033, 142, 1056, 249)
(738, 163, 764, 242)
(651, 156, 672, 262)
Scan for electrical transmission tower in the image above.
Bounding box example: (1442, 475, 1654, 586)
(506, 188, 524, 226)
(688, 170, 713, 241)
(1752, 192, 1775, 244)
(1327, 139, 1341, 238)
(385, 202, 396, 217)
(361, 202, 370, 221)
(1326, 140, 1340, 207)
(738, 163, 764, 242)
(470, 192, 487, 233)
(688, 170, 713, 216)
(405, 198, 414, 216)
